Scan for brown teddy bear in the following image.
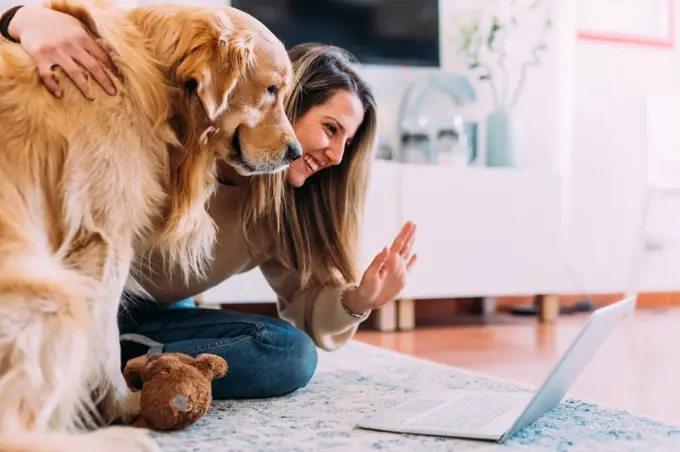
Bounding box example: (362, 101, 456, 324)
(124, 353, 228, 431)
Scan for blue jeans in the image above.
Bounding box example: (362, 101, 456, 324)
(117, 298, 318, 400)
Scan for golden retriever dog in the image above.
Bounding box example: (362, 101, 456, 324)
(0, 0, 299, 450)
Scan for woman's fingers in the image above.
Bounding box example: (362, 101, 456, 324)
(400, 224, 416, 258)
(389, 223, 409, 253)
(33, 45, 64, 97)
(390, 221, 415, 254)
(75, 46, 116, 95)
(81, 32, 122, 82)
(367, 227, 418, 305)
(38, 64, 63, 97)
(12, 5, 121, 98)
(406, 254, 418, 272)
(83, 33, 119, 75)
(384, 252, 402, 275)
(367, 247, 389, 275)
(35, 39, 118, 100)
(56, 54, 93, 99)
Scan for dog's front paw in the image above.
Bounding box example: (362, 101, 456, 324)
(116, 389, 142, 425)
(96, 381, 142, 425)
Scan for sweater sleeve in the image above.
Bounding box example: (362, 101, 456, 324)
(258, 258, 366, 351)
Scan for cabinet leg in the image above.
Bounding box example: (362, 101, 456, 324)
(536, 294, 560, 324)
(397, 298, 415, 331)
(374, 300, 397, 332)
(481, 297, 497, 316)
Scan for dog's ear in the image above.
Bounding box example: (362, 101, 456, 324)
(176, 28, 255, 121)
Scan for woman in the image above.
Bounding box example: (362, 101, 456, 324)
(2, 4, 417, 400)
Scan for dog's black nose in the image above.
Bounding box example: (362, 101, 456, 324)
(287, 142, 302, 162)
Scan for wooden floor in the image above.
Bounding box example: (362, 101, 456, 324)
(356, 307, 680, 426)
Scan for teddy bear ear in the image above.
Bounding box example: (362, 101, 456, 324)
(123, 358, 148, 390)
(192, 354, 228, 380)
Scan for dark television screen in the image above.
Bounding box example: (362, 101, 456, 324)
(230, 0, 440, 67)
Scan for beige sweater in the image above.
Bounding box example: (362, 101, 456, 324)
(140, 183, 363, 351)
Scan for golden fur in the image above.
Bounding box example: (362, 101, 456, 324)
(0, 1, 297, 450)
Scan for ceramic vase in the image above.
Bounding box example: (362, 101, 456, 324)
(485, 107, 521, 168)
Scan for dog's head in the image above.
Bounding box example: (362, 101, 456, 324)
(168, 7, 301, 175)
(112, 5, 299, 280)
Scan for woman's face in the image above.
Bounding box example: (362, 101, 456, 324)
(287, 90, 365, 187)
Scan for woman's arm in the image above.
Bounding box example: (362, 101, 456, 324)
(259, 222, 417, 351)
(259, 258, 367, 352)
(1, 4, 119, 98)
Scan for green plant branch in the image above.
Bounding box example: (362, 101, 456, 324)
(476, 62, 501, 106)
(510, 13, 553, 106)
(489, 15, 511, 105)
(454, 0, 555, 109)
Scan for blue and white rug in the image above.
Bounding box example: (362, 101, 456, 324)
(153, 341, 680, 451)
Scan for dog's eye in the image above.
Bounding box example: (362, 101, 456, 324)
(267, 85, 278, 95)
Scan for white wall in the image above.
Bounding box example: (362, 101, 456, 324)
(0, 1, 17, 11)
(569, 15, 680, 294)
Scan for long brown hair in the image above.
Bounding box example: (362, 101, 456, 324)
(242, 43, 378, 287)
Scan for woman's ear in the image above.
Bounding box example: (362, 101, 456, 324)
(176, 28, 255, 121)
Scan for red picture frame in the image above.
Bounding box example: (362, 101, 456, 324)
(578, 0, 675, 48)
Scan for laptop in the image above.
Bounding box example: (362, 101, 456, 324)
(356, 296, 637, 443)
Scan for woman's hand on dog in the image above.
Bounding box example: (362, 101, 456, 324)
(343, 221, 417, 314)
(9, 4, 120, 99)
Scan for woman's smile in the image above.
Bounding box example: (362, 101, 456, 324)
(303, 154, 322, 173)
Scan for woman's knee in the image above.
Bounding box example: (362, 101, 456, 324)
(269, 323, 318, 394)
(206, 317, 318, 400)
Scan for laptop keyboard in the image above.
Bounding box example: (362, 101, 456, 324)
(407, 393, 521, 430)
(395, 399, 450, 415)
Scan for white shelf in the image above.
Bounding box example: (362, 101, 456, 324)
(394, 163, 565, 298)
(202, 160, 567, 304)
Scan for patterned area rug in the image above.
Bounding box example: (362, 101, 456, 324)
(153, 341, 680, 451)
